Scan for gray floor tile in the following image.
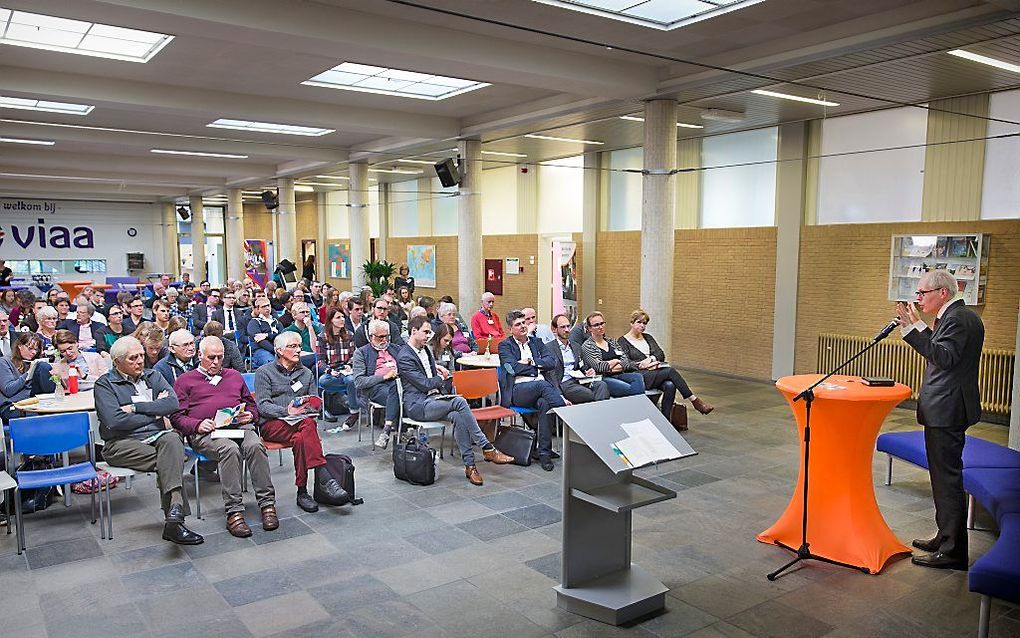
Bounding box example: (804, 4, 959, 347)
(525, 551, 561, 580)
(215, 567, 301, 606)
(182, 529, 255, 559)
(121, 561, 208, 599)
(307, 574, 400, 614)
(457, 513, 530, 541)
(502, 503, 562, 529)
(474, 489, 540, 512)
(404, 525, 480, 555)
(249, 515, 314, 545)
(26, 535, 104, 569)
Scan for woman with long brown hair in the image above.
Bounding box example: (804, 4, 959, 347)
(1, 333, 56, 421)
(316, 307, 358, 428)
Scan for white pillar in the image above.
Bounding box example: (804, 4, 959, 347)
(226, 188, 245, 282)
(189, 195, 206, 283)
(1010, 301, 1020, 451)
(772, 122, 807, 380)
(640, 100, 677, 358)
(377, 183, 389, 262)
(581, 151, 600, 318)
(349, 161, 370, 291)
(277, 178, 297, 270)
(316, 192, 327, 283)
(161, 202, 178, 276)
(458, 139, 483, 311)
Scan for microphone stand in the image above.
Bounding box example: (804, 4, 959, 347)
(766, 326, 896, 581)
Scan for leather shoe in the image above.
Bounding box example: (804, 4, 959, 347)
(483, 447, 514, 464)
(316, 478, 349, 505)
(323, 413, 338, 423)
(261, 505, 279, 531)
(165, 503, 185, 524)
(911, 537, 940, 553)
(691, 397, 714, 415)
(465, 465, 483, 486)
(162, 521, 204, 545)
(911, 552, 968, 570)
(344, 412, 360, 428)
(297, 491, 319, 513)
(540, 457, 554, 472)
(226, 511, 252, 538)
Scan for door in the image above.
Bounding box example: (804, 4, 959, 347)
(484, 258, 503, 296)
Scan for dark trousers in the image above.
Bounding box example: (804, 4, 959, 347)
(363, 381, 400, 423)
(510, 380, 565, 459)
(102, 433, 190, 516)
(643, 367, 694, 418)
(924, 425, 968, 559)
(559, 378, 610, 404)
(261, 417, 326, 487)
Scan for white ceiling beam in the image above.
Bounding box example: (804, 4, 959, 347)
(0, 178, 189, 200)
(0, 148, 276, 180)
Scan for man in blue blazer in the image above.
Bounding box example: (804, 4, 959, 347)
(896, 268, 985, 571)
(397, 316, 513, 485)
(498, 309, 566, 471)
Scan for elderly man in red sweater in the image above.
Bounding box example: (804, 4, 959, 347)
(170, 336, 277, 538)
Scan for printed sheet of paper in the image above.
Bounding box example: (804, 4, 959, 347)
(211, 429, 245, 439)
(214, 403, 244, 428)
(611, 418, 681, 469)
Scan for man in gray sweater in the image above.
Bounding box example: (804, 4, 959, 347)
(94, 336, 203, 546)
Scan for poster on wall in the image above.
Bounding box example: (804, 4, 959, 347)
(327, 242, 351, 279)
(407, 244, 437, 288)
(244, 239, 270, 289)
(552, 240, 578, 326)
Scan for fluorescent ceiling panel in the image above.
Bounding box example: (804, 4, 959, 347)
(0, 136, 55, 145)
(948, 49, 1020, 74)
(369, 168, 422, 174)
(150, 149, 248, 159)
(751, 89, 840, 106)
(0, 96, 94, 115)
(0, 7, 173, 62)
(482, 150, 527, 157)
(532, 0, 762, 30)
(525, 133, 604, 145)
(619, 115, 702, 128)
(207, 118, 334, 136)
(302, 62, 489, 100)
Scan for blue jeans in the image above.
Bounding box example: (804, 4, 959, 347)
(318, 372, 358, 414)
(603, 372, 645, 397)
(251, 348, 275, 367)
(362, 381, 400, 425)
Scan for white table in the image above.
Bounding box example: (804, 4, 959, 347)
(457, 354, 501, 368)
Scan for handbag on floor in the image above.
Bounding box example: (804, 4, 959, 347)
(393, 436, 437, 486)
(314, 453, 362, 506)
(494, 425, 536, 467)
(670, 403, 688, 432)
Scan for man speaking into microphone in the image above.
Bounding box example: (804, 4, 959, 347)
(895, 268, 984, 570)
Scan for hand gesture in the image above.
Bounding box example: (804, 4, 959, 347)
(287, 401, 305, 416)
(384, 368, 399, 380)
(437, 365, 450, 379)
(585, 368, 595, 378)
(234, 410, 253, 425)
(895, 301, 920, 327)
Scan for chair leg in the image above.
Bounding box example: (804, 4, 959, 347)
(967, 494, 976, 530)
(194, 463, 203, 520)
(90, 478, 97, 525)
(278, 449, 283, 467)
(885, 454, 892, 486)
(977, 595, 990, 638)
(14, 487, 24, 554)
(439, 428, 445, 460)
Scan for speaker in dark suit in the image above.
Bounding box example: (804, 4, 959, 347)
(898, 269, 984, 569)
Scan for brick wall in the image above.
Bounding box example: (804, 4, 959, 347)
(795, 219, 1020, 373)
(595, 231, 642, 338)
(482, 234, 539, 318)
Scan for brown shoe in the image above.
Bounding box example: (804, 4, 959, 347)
(482, 447, 514, 464)
(691, 397, 714, 415)
(261, 505, 279, 531)
(465, 465, 483, 486)
(226, 511, 252, 538)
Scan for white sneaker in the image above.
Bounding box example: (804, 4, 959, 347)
(340, 423, 353, 431)
(375, 431, 391, 449)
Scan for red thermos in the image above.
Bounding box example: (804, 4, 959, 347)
(67, 363, 79, 395)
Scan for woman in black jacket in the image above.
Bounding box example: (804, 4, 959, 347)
(619, 309, 713, 418)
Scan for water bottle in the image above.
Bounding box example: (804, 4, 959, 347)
(67, 363, 79, 395)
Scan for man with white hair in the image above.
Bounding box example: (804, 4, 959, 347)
(153, 329, 198, 385)
(170, 336, 276, 538)
(470, 291, 505, 342)
(283, 300, 320, 369)
(95, 336, 202, 545)
(352, 318, 402, 448)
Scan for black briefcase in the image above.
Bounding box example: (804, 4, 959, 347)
(393, 437, 437, 485)
(494, 425, 536, 467)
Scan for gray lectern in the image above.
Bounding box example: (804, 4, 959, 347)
(552, 394, 696, 625)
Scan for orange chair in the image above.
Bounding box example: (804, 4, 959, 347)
(451, 368, 519, 457)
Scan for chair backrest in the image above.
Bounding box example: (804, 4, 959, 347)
(10, 412, 92, 456)
(242, 372, 256, 393)
(453, 368, 499, 400)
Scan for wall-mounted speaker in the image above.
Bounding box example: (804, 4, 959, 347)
(176, 206, 190, 221)
(261, 190, 279, 210)
(434, 157, 461, 188)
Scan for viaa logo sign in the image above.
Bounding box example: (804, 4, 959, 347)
(0, 218, 95, 249)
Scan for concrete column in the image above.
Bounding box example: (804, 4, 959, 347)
(640, 100, 677, 358)
(161, 202, 178, 275)
(226, 188, 245, 282)
(581, 152, 600, 318)
(277, 178, 297, 269)
(316, 192, 327, 283)
(772, 122, 807, 380)
(377, 183, 389, 262)
(458, 139, 483, 310)
(188, 195, 206, 283)
(1010, 302, 1020, 451)
(349, 161, 370, 290)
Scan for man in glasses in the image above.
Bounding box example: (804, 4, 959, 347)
(191, 288, 220, 335)
(153, 329, 198, 385)
(247, 296, 282, 367)
(212, 290, 248, 344)
(122, 296, 147, 334)
(896, 269, 984, 571)
(283, 301, 320, 370)
(95, 336, 203, 545)
(353, 296, 404, 349)
(351, 319, 402, 449)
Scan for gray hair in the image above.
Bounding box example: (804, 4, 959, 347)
(437, 302, 456, 317)
(168, 329, 194, 347)
(923, 269, 958, 296)
(77, 301, 95, 315)
(409, 306, 426, 320)
(368, 319, 390, 336)
(37, 305, 57, 320)
(291, 301, 309, 314)
(110, 335, 142, 361)
(273, 331, 301, 351)
(198, 335, 223, 355)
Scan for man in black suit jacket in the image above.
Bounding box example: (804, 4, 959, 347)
(354, 297, 404, 349)
(397, 316, 513, 485)
(544, 314, 610, 404)
(211, 291, 249, 343)
(497, 309, 566, 472)
(897, 269, 984, 570)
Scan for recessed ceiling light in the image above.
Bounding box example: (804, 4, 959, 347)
(297, 181, 349, 187)
(368, 168, 423, 175)
(524, 133, 604, 145)
(481, 150, 528, 158)
(150, 149, 248, 159)
(0, 96, 94, 115)
(751, 89, 839, 107)
(294, 185, 315, 193)
(532, 0, 764, 31)
(314, 175, 349, 180)
(396, 159, 438, 165)
(207, 119, 335, 137)
(947, 49, 1020, 74)
(0, 7, 173, 63)
(0, 136, 54, 145)
(618, 115, 703, 129)
(302, 62, 489, 101)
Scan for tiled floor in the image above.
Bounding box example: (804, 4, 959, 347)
(1, 371, 1017, 637)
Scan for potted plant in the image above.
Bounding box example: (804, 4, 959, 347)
(361, 260, 397, 297)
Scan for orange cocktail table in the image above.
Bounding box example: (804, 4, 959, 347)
(757, 374, 912, 574)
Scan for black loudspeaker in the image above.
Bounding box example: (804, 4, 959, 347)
(261, 190, 279, 210)
(434, 157, 461, 188)
(127, 253, 145, 271)
(176, 206, 190, 221)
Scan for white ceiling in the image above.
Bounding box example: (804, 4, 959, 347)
(0, 0, 1018, 202)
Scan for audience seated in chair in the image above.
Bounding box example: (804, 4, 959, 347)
(470, 292, 505, 342)
(203, 321, 246, 373)
(50, 329, 110, 392)
(0, 333, 55, 422)
(283, 301, 320, 369)
(580, 311, 645, 398)
(353, 296, 405, 349)
(62, 302, 107, 351)
(247, 295, 283, 367)
(153, 329, 198, 386)
(352, 319, 402, 449)
(543, 313, 610, 405)
(317, 308, 359, 429)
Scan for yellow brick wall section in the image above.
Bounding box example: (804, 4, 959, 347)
(482, 234, 539, 318)
(795, 219, 1020, 373)
(595, 231, 642, 337)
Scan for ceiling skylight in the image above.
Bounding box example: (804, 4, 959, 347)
(207, 119, 335, 137)
(0, 96, 94, 115)
(533, 0, 763, 31)
(302, 62, 489, 100)
(0, 8, 173, 62)
(150, 149, 248, 159)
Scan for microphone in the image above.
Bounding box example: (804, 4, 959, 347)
(873, 319, 899, 342)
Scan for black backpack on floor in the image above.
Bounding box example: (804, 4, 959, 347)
(314, 454, 363, 506)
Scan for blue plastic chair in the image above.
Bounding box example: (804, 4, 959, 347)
(183, 446, 208, 520)
(7, 412, 100, 554)
(241, 373, 256, 394)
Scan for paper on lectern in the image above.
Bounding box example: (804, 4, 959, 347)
(612, 419, 681, 468)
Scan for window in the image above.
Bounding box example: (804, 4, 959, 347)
(700, 127, 777, 228)
(981, 89, 1020, 220)
(606, 147, 642, 230)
